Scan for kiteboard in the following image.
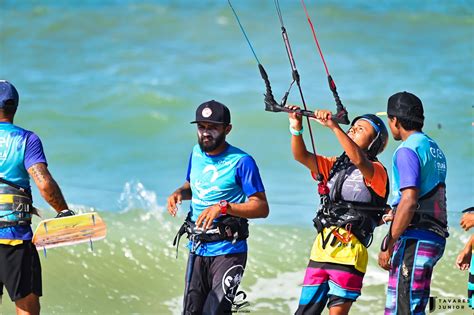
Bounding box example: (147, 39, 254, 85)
(32, 212, 107, 251)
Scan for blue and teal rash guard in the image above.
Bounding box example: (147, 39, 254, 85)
(391, 132, 447, 241)
(186, 143, 265, 256)
(0, 123, 47, 240)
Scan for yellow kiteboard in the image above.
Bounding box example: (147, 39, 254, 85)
(32, 212, 107, 251)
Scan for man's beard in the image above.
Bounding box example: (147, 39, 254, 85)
(198, 131, 226, 152)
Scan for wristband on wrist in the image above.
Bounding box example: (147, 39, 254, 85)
(289, 125, 304, 136)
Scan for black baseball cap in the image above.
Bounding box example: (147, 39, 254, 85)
(0, 80, 19, 108)
(462, 207, 474, 213)
(387, 91, 424, 123)
(191, 100, 231, 124)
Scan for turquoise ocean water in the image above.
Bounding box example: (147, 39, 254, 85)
(0, 1, 473, 314)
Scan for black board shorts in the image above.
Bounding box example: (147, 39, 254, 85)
(0, 241, 42, 301)
(184, 252, 247, 315)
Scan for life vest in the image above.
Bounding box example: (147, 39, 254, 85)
(0, 180, 34, 228)
(313, 158, 388, 248)
(173, 213, 249, 254)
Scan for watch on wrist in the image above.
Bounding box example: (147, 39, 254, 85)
(219, 200, 229, 216)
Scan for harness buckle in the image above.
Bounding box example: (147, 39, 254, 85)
(15, 203, 31, 218)
(190, 234, 202, 254)
(225, 225, 233, 238)
(232, 231, 239, 244)
(320, 195, 331, 216)
(345, 223, 352, 233)
(332, 227, 352, 244)
(224, 225, 239, 244)
(14, 203, 23, 213)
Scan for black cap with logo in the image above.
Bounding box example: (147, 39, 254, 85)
(191, 100, 231, 124)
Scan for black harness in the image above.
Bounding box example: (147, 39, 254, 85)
(173, 213, 249, 256)
(0, 179, 35, 228)
(380, 184, 448, 252)
(410, 184, 449, 238)
(313, 201, 386, 248)
(313, 156, 388, 248)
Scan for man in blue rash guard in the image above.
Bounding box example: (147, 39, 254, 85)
(167, 100, 269, 315)
(0, 80, 73, 315)
(378, 92, 448, 315)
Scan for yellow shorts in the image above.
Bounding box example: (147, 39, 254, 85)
(310, 226, 368, 273)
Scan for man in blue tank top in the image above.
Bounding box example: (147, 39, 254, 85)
(167, 100, 269, 314)
(0, 81, 73, 315)
(378, 92, 448, 315)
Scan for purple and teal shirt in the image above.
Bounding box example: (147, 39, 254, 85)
(0, 123, 47, 241)
(391, 132, 447, 242)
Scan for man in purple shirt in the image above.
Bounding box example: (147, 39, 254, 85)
(0, 81, 73, 315)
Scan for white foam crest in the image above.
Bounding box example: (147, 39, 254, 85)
(242, 270, 302, 312)
(118, 180, 163, 214)
(121, 246, 141, 266)
(119, 294, 141, 303)
(362, 265, 389, 286)
(163, 296, 182, 315)
(217, 16, 228, 25)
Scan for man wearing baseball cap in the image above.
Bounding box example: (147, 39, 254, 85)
(378, 92, 448, 314)
(0, 80, 73, 314)
(167, 100, 269, 314)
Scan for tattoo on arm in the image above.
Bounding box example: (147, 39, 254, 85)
(28, 163, 68, 212)
(45, 182, 68, 212)
(29, 163, 48, 185)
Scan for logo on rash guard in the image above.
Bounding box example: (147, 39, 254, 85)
(193, 165, 220, 199)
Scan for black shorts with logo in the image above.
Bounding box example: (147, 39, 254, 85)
(0, 241, 42, 301)
(183, 252, 247, 315)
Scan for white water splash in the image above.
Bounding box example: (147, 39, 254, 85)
(242, 271, 302, 312)
(118, 180, 163, 214)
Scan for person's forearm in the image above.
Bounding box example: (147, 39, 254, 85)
(331, 126, 369, 167)
(176, 182, 192, 200)
(28, 163, 68, 212)
(291, 133, 311, 164)
(389, 197, 417, 244)
(465, 235, 474, 251)
(227, 195, 269, 219)
(40, 180, 68, 212)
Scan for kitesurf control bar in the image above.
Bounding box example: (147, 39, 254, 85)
(258, 64, 348, 124)
(265, 100, 350, 124)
